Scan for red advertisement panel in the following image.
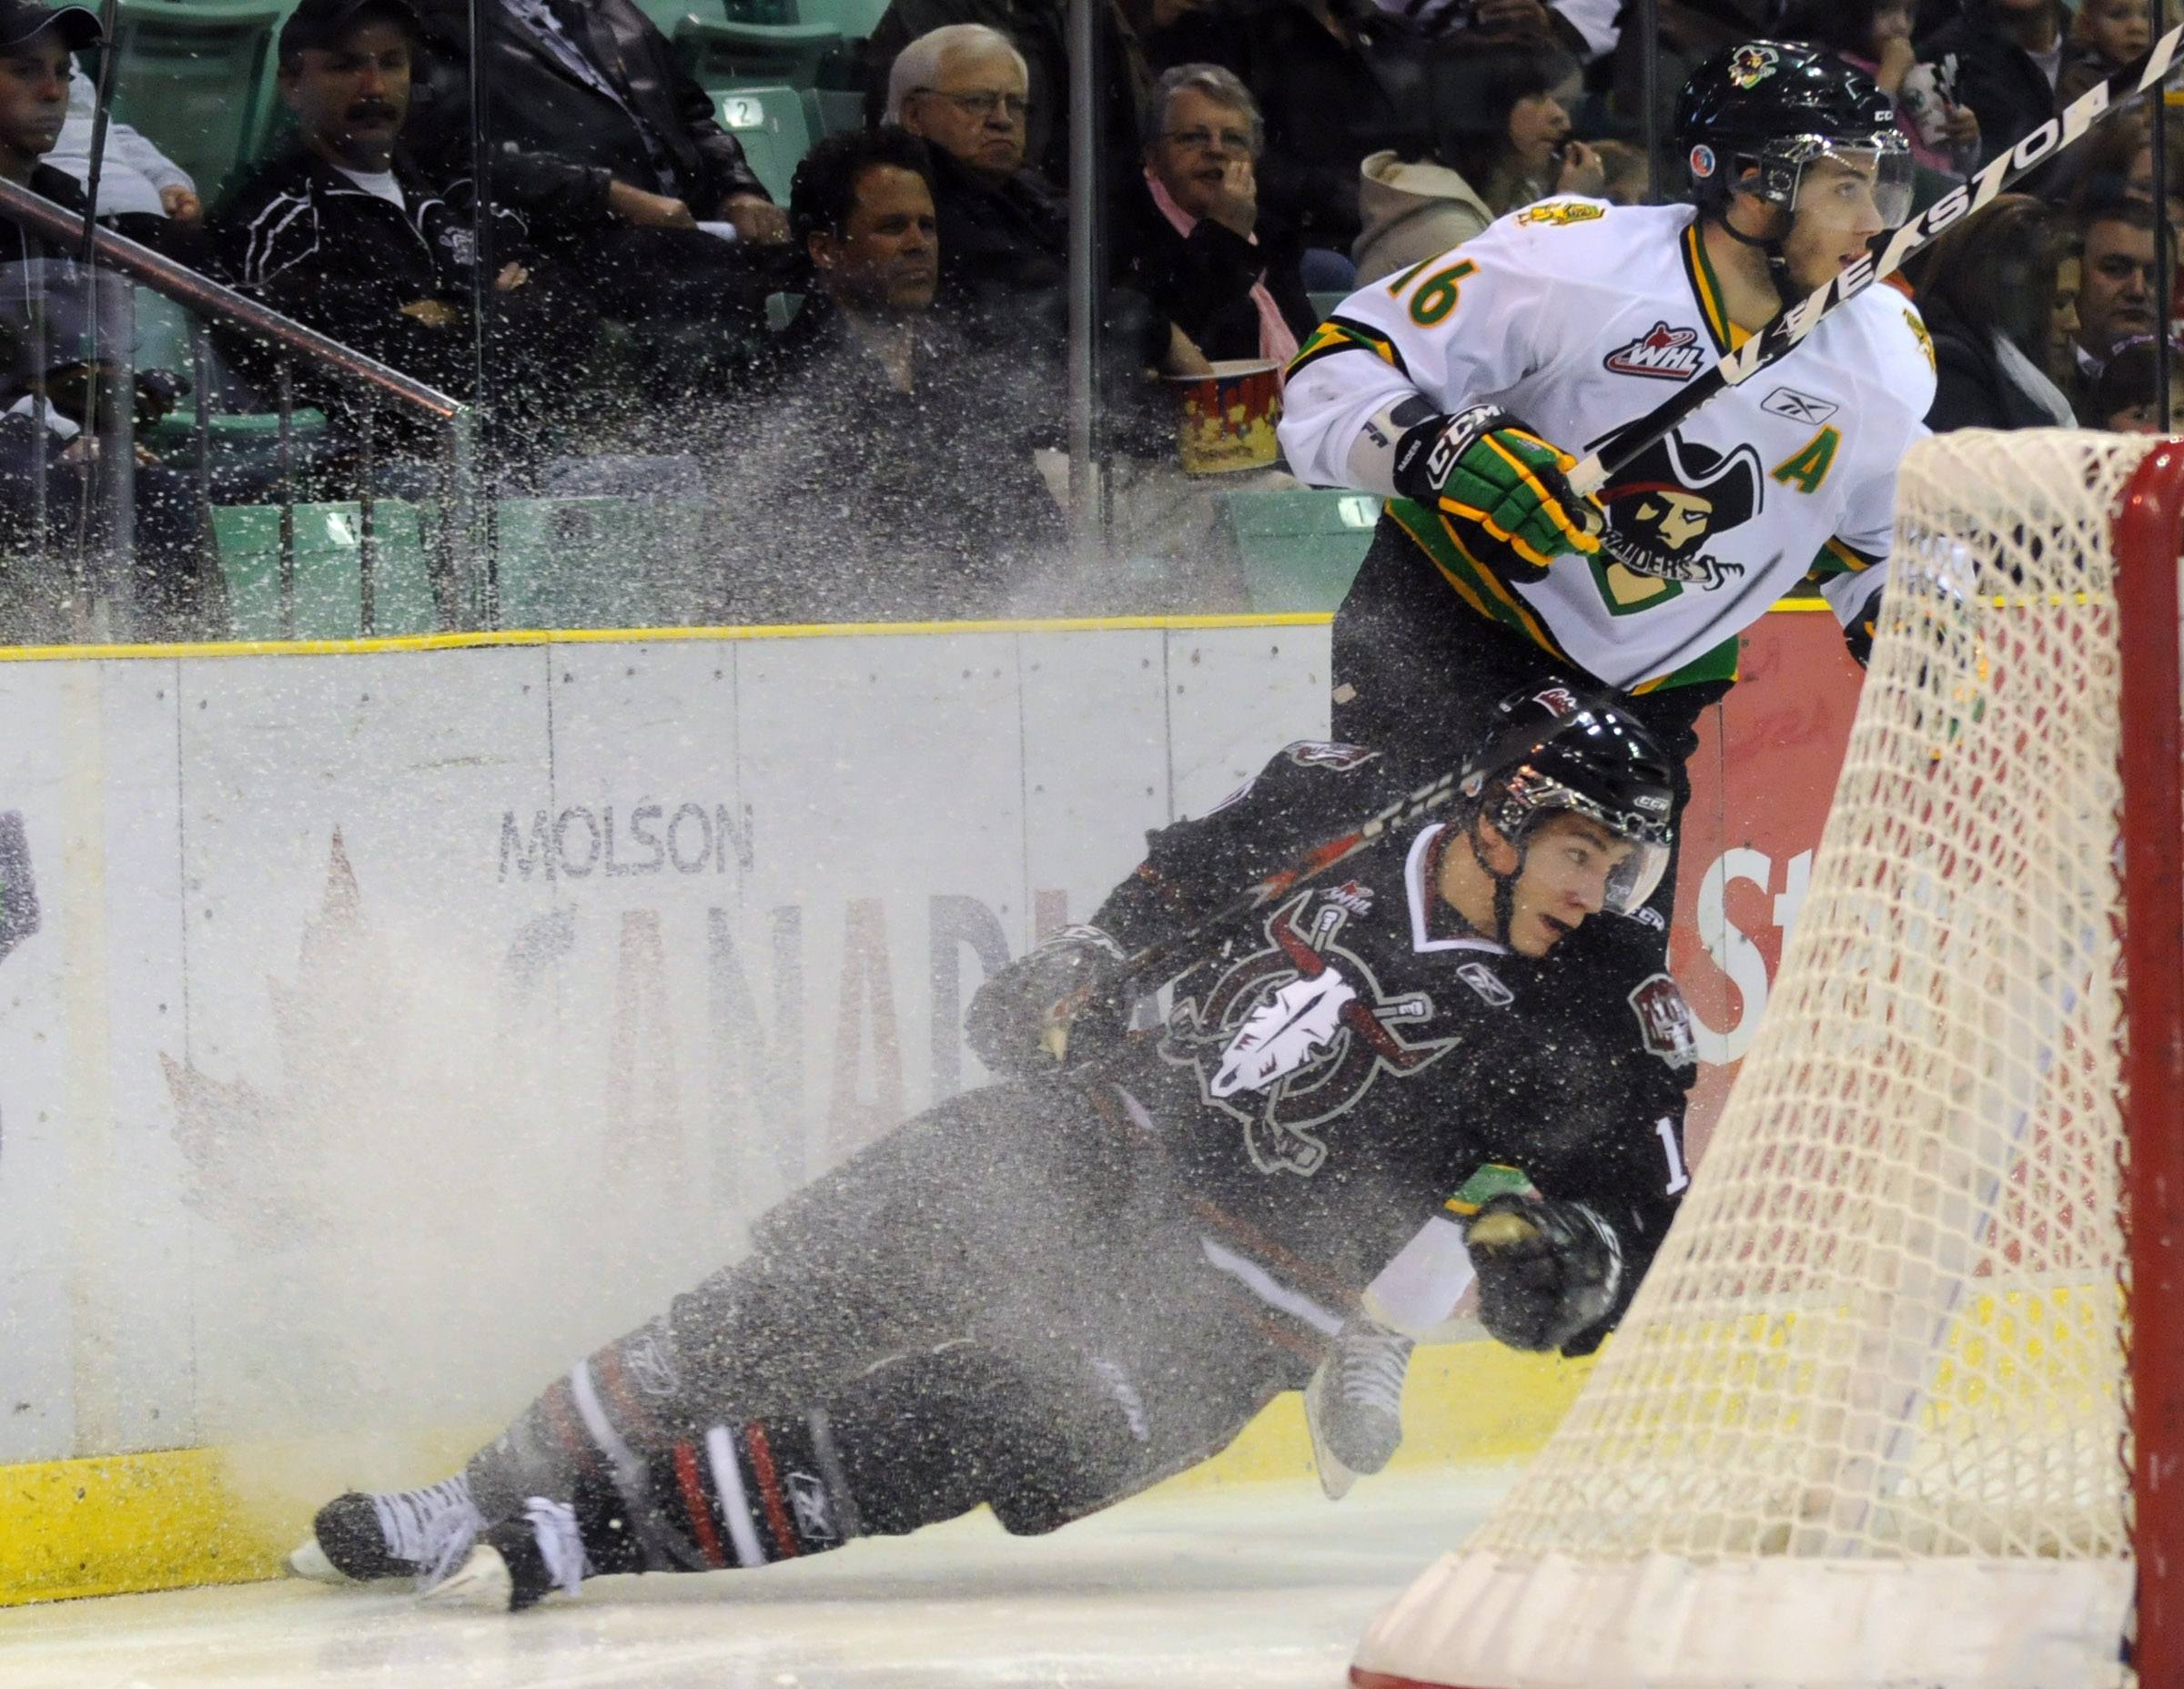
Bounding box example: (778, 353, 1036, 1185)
(1670, 605, 1865, 1161)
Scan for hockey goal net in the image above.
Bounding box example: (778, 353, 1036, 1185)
(1353, 430, 2184, 1689)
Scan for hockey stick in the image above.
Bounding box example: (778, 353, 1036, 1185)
(1566, 20, 2184, 500)
(1043, 766, 1461, 1057)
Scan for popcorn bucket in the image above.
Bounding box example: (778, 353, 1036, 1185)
(1168, 359, 1281, 474)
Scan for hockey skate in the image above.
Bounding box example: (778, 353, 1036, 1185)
(287, 1474, 483, 1586)
(1304, 1316, 1414, 1501)
(419, 1497, 591, 1613)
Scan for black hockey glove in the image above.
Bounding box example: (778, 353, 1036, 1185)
(964, 925, 1128, 1077)
(1391, 405, 1604, 586)
(1464, 1194, 1623, 1353)
(1844, 582, 1885, 670)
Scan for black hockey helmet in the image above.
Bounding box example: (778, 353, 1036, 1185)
(1675, 41, 1911, 230)
(1459, 682, 1676, 919)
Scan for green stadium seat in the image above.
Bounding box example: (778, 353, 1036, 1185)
(701, 83, 812, 202)
(491, 496, 714, 629)
(798, 0, 890, 36)
(637, 0, 713, 34)
(674, 16, 841, 93)
(107, 1, 286, 205)
(800, 86, 864, 139)
(212, 501, 438, 639)
(1218, 489, 1382, 613)
(1308, 289, 1350, 320)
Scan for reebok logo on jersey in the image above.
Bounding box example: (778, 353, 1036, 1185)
(1456, 961, 1514, 1008)
(1762, 386, 1839, 426)
(1629, 974, 1698, 1070)
(786, 1472, 841, 1545)
(1603, 322, 1705, 382)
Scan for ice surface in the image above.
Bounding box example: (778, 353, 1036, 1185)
(0, 1472, 1508, 1689)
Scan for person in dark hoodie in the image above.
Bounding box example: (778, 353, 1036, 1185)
(1914, 193, 2076, 432)
(0, 0, 218, 635)
(209, 0, 600, 482)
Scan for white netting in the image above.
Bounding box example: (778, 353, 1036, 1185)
(1356, 431, 2159, 1689)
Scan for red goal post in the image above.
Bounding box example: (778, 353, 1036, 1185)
(1352, 430, 2184, 1689)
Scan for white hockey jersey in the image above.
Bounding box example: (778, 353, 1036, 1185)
(1278, 199, 1936, 693)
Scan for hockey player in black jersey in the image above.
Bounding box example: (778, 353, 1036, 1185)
(288, 684, 1700, 1611)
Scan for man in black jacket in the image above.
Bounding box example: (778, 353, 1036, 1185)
(402, 0, 789, 319)
(0, 0, 217, 635)
(715, 127, 1062, 622)
(209, 0, 599, 480)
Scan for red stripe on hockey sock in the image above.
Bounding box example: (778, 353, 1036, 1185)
(743, 1424, 800, 1558)
(671, 1441, 728, 1569)
(594, 1349, 660, 1442)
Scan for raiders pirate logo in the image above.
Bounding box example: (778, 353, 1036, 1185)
(1628, 973, 1697, 1070)
(1161, 891, 1456, 1176)
(1583, 423, 1764, 607)
(1728, 44, 1780, 89)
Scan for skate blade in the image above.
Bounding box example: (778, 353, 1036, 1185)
(417, 1543, 514, 1612)
(1303, 1364, 1360, 1502)
(286, 1538, 352, 1584)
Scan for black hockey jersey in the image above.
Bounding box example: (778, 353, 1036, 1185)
(1084, 741, 1695, 1350)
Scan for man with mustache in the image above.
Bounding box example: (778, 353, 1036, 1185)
(207, 0, 597, 484)
(711, 126, 1063, 622)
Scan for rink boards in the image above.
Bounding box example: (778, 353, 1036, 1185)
(0, 607, 1863, 1602)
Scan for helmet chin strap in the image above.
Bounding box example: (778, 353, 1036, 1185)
(1467, 814, 1529, 950)
(1706, 200, 1804, 314)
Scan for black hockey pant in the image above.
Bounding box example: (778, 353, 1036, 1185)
(459, 1080, 1310, 1575)
(1330, 518, 1728, 938)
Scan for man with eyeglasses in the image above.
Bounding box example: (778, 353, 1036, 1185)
(1116, 62, 1315, 371)
(885, 25, 1070, 334)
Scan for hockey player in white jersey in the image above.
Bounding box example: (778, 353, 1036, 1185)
(1278, 40, 1936, 930)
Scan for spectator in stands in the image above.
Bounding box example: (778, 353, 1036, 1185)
(1914, 194, 2075, 430)
(0, 0, 218, 636)
(46, 66, 201, 251)
(2066, 197, 2176, 415)
(719, 128, 1062, 622)
(1145, 0, 1421, 275)
(210, 0, 599, 483)
(886, 26, 1070, 328)
(1915, 0, 2061, 167)
(402, 0, 787, 324)
(1778, 0, 1979, 178)
(864, 0, 1148, 188)
(2058, 0, 2149, 106)
(2085, 334, 2172, 432)
(1351, 46, 1600, 288)
(1114, 65, 1312, 374)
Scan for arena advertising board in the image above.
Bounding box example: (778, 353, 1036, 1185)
(0, 614, 1858, 1465)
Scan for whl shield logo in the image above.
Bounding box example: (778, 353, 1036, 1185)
(0, 812, 38, 966)
(1604, 321, 1706, 382)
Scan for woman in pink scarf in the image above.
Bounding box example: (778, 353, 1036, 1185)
(1118, 64, 1316, 385)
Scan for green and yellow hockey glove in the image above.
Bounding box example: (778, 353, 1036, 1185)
(1391, 405, 1604, 585)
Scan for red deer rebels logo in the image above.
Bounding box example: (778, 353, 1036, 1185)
(1160, 893, 1457, 1175)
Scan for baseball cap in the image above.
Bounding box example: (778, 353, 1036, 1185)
(278, 0, 420, 58)
(0, 1, 102, 51)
